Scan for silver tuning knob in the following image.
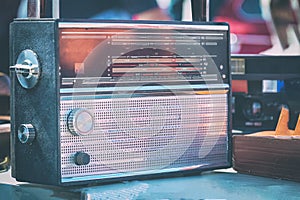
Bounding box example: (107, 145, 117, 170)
(67, 108, 94, 136)
(10, 49, 40, 89)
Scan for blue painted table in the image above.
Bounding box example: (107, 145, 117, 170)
(1, 169, 300, 199)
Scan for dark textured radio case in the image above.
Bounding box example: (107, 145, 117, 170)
(10, 19, 231, 186)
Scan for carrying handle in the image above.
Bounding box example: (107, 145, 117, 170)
(191, 0, 210, 22)
(27, 0, 59, 18)
(27, 0, 208, 21)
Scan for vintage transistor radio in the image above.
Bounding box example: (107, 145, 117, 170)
(9, 1, 231, 186)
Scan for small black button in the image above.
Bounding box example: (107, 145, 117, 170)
(74, 152, 90, 165)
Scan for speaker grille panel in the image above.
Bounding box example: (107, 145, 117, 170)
(60, 94, 228, 180)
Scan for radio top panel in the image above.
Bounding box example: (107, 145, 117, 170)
(58, 20, 230, 96)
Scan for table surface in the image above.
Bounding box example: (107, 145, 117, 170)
(1, 168, 300, 200)
(1, 124, 300, 199)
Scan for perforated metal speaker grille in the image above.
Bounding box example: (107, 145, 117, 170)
(60, 94, 228, 180)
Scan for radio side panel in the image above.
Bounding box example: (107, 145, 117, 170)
(10, 20, 60, 185)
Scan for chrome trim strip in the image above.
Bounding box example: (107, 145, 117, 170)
(60, 84, 229, 94)
(58, 22, 229, 31)
(61, 75, 219, 86)
(61, 164, 208, 183)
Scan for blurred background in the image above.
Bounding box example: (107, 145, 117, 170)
(2, 0, 300, 74)
(1, 0, 300, 171)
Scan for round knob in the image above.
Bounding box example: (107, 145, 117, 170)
(74, 152, 90, 165)
(67, 108, 94, 136)
(10, 49, 40, 89)
(18, 124, 36, 144)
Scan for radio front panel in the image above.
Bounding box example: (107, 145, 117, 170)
(60, 94, 229, 182)
(10, 20, 231, 185)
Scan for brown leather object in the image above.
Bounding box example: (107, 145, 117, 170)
(233, 135, 300, 182)
(233, 107, 300, 182)
(0, 122, 10, 162)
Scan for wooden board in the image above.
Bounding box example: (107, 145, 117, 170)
(233, 134, 300, 182)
